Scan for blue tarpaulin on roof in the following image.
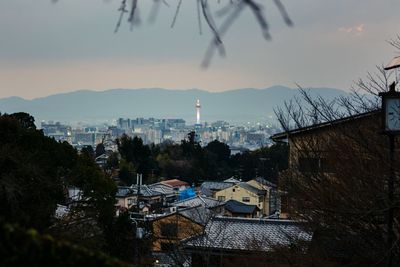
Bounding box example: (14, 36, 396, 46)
(179, 187, 196, 201)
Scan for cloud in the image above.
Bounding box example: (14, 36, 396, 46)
(338, 24, 364, 35)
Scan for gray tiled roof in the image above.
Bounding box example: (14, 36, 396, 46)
(184, 217, 312, 252)
(253, 177, 277, 188)
(238, 182, 266, 196)
(173, 195, 225, 209)
(223, 177, 241, 183)
(179, 206, 214, 225)
(116, 185, 162, 198)
(200, 181, 234, 197)
(148, 183, 176, 196)
(225, 200, 259, 214)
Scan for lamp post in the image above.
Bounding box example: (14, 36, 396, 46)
(381, 58, 400, 266)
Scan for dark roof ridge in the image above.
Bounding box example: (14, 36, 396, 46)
(271, 109, 381, 141)
(213, 216, 306, 225)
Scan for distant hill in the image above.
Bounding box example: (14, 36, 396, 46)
(0, 86, 348, 124)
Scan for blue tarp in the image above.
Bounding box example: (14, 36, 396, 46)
(179, 187, 196, 201)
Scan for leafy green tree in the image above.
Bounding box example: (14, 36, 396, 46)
(81, 145, 95, 158)
(205, 140, 231, 162)
(0, 115, 72, 230)
(0, 224, 132, 267)
(107, 152, 120, 170)
(0, 113, 158, 265)
(117, 135, 155, 183)
(119, 159, 136, 186)
(8, 112, 36, 130)
(108, 212, 136, 261)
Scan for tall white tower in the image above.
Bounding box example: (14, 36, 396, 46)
(196, 99, 201, 125)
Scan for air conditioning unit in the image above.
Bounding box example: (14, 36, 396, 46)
(170, 206, 177, 213)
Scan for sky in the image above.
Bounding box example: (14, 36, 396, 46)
(0, 0, 399, 99)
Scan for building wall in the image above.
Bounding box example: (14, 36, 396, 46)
(247, 179, 276, 215)
(279, 112, 399, 218)
(116, 196, 137, 209)
(215, 185, 268, 215)
(152, 214, 204, 252)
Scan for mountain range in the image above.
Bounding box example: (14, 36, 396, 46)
(0, 86, 348, 124)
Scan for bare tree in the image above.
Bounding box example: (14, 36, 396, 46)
(273, 52, 400, 265)
(112, 0, 293, 66)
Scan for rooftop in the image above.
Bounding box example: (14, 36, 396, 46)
(184, 217, 312, 252)
(225, 200, 259, 214)
(200, 181, 235, 197)
(160, 179, 189, 188)
(173, 195, 225, 209)
(271, 109, 380, 141)
(116, 185, 163, 198)
(237, 182, 266, 196)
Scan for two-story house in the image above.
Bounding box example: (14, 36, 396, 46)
(214, 182, 269, 216)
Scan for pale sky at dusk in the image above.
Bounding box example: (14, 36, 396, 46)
(0, 0, 400, 99)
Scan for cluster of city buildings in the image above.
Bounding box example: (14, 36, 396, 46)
(40, 98, 279, 151)
(41, 118, 278, 152)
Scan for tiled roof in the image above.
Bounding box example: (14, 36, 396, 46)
(253, 177, 277, 188)
(225, 200, 259, 214)
(115, 187, 135, 198)
(179, 206, 214, 225)
(184, 217, 312, 252)
(173, 195, 225, 209)
(160, 179, 189, 187)
(116, 185, 163, 198)
(200, 181, 234, 197)
(238, 183, 266, 196)
(223, 177, 241, 183)
(148, 183, 176, 196)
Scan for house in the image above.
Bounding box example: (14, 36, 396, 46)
(270, 110, 388, 218)
(151, 212, 204, 252)
(115, 187, 137, 210)
(184, 217, 312, 267)
(214, 182, 271, 216)
(149, 182, 179, 204)
(94, 153, 108, 169)
(200, 181, 236, 198)
(271, 110, 383, 173)
(247, 177, 279, 216)
(224, 200, 260, 218)
(115, 185, 164, 213)
(160, 179, 190, 192)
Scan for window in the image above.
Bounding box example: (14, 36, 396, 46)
(298, 156, 334, 173)
(218, 196, 225, 201)
(232, 188, 235, 192)
(242, 197, 250, 202)
(160, 223, 178, 238)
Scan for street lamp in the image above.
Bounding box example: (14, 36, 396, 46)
(380, 58, 400, 267)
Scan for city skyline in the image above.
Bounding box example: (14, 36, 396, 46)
(0, 0, 399, 99)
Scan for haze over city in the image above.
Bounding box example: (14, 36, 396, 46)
(1, 1, 400, 266)
(1, 0, 400, 99)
